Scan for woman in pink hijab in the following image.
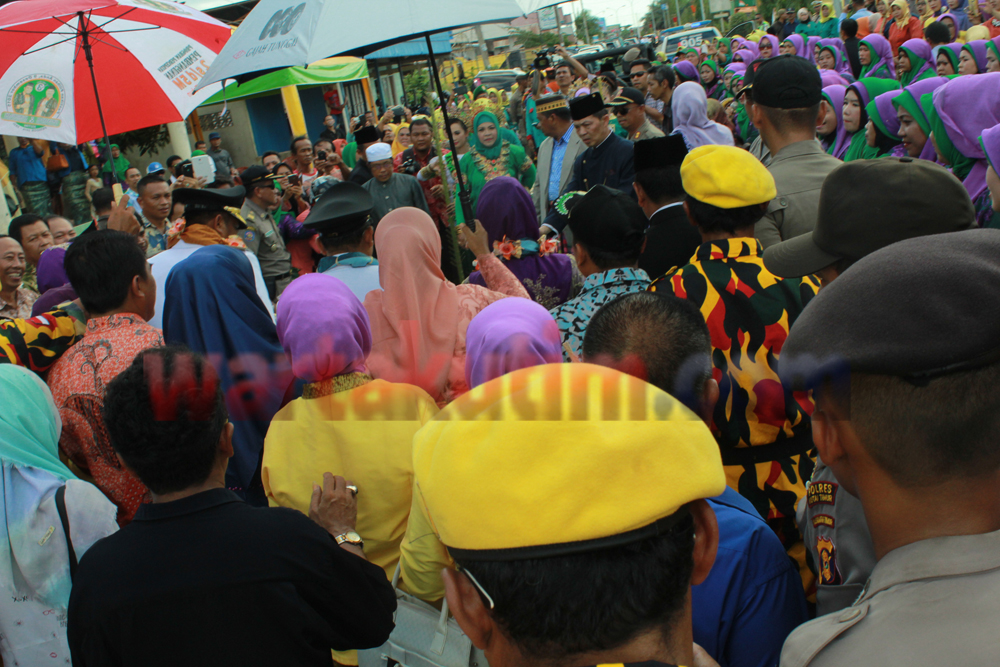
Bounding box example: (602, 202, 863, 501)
(364, 208, 529, 406)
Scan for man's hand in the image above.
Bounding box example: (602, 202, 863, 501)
(309, 472, 358, 537)
(458, 221, 491, 257)
(107, 195, 140, 236)
(328, 152, 343, 167)
(429, 184, 444, 200)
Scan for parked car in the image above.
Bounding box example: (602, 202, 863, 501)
(473, 70, 520, 92)
(658, 24, 722, 58)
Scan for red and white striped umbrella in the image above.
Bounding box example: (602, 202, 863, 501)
(0, 0, 230, 144)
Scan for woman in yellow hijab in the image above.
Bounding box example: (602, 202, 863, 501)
(815, 1, 839, 37)
(888, 0, 925, 56)
(390, 121, 411, 157)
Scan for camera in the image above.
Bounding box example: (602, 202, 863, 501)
(286, 174, 301, 186)
(534, 47, 557, 71)
(392, 105, 405, 123)
(317, 150, 328, 161)
(176, 159, 194, 178)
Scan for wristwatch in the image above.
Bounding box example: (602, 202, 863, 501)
(335, 531, 364, 549)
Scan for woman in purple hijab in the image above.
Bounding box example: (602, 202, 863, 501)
(891, 76, 949, 160)
(673, 59, 700, 83)
(464, 298, 563, 389)
(758, 34, 780, 59)
(959, 40, 989, 75)
(930, 73, 1000, 225)
(36, 247, 68, 295)
(780, 34, 807, 58)
(670, 82, 736, 150)
(979, 123, 1000, 227)
(467, 176, 580, 309)
(859, 34, 897, 79)
(807, 36, 823, 64)
(819, 43, 856, 81)
(820, 69, 850, 87)
(936, 42, 964, 75)
(819, 85, 850, 158)
(731, 48, 757, 65)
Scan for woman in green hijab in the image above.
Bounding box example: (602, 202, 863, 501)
(842, 78, 901, 161)
(457, 111, 535, 222)
(100, 143, 130, 184)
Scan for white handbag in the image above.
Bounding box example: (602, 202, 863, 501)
(358, 565, 488, 667)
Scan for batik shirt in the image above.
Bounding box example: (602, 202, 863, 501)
(48, 313, 164, 524)
(551, 267, 650, 361)
(137, 211, 168, 258)
(650, 238, 820, 588)
(0, 287, 38, 320)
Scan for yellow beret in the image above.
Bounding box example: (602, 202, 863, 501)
(412, 363, 725, 559)
(681, 145, 777, 209)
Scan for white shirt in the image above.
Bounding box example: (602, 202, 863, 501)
(148, 239, 276, 329)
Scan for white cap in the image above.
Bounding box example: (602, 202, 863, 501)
(366, 142, 393, 163)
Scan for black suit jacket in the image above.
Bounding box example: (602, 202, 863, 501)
(638, 203, 702, 281)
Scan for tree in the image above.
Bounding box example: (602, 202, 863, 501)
(574, 9, 603, 43)
(110, 125, 170, 156)
(403, 68, 431, 107)
(510, 27, 562, 49)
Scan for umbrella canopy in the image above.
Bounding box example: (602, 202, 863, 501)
(0, 0, 230, 143)
(196, 0, 552, 90)
(199, 56, 368, 105)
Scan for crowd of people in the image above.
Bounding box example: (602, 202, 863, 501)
(1, 6, 1000, 666)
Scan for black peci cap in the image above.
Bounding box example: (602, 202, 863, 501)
(304, 181, 374, 240)
(782, 229, 1000, 384)
(763, 158, 977, 278)
(565, 185, 647, 253)
(173, 186, 247, 229)
(634, 134, 688, 172)
(751, 55, 822, 109)
(354, 125, 380, 146)
(569, 93, 607, 121)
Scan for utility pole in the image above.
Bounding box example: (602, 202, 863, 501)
(699, 0, 707, 20)
(673, 0, 682, 25)
(660, 3, 669, 31)
(581, 0, 590, 43)
(475, 24, 490, 73)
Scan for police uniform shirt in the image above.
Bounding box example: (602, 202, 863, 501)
(796, 459, 877, 617)
(780, 527, 1000, 666)
(240, 198, 292, 279)
(630, 118, 665, 142)
(755, 139, 841, 249)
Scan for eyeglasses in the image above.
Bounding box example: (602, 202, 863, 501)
(629, 71, 647, 78)
(456, 565, 495, 609)
(613, 105, 634, 115)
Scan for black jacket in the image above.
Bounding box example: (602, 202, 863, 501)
(68, 489, 396, 666)
(638, 202, 702, 281)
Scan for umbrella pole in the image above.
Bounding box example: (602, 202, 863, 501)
(424, 33, 475, 232)
(78, 12, 118, 184)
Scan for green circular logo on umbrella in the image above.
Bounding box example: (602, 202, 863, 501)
(3, 75, 65, 130)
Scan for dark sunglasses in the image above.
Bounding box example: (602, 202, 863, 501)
(613, 105, 634, 115)
(629, 70, 647, 78)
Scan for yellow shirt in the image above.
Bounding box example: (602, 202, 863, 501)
(262, 377, 439, 664)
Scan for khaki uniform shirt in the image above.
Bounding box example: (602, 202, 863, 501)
(755, 140, 841, 249)
(780, 528, 1000, 667)
(630, 118, 665, 142)
(797, 459, 877, 617)
(240, 198, 291, 280)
